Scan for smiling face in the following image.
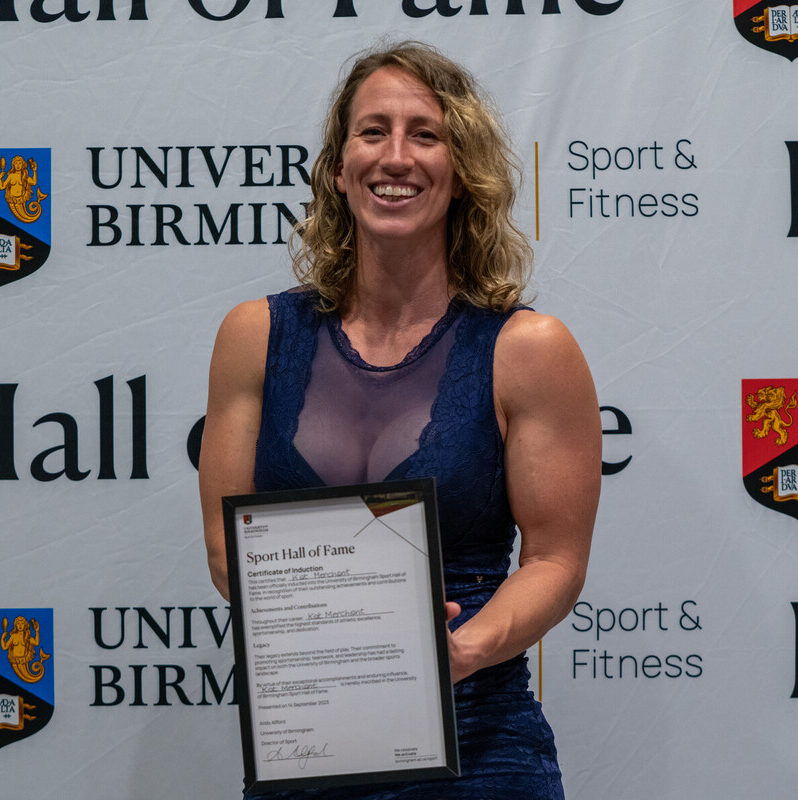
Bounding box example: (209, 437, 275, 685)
(334, 66, 461, 254)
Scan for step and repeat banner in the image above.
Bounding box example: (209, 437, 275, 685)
(2, 2, 797, 798)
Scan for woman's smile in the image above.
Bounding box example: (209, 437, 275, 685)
(370, 183, 421, 199)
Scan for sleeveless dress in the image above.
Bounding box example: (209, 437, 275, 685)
(248, 289, 564, 800)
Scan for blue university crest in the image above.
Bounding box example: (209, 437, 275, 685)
(0, 148, 51, 287)
(0, 609, 54, 749)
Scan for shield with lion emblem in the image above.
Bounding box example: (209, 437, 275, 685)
(742, 379, 798, 520)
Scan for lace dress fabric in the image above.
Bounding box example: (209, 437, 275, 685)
(249, 289, 564, 800)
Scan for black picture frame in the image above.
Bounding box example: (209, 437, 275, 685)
(223, 477, 459, 794)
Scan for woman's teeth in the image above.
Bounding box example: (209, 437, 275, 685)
(372, 185, 419, 198)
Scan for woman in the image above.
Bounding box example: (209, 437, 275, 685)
(200, 42, 601, 799)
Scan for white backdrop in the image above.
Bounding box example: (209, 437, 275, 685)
(2, 2, 797, 798)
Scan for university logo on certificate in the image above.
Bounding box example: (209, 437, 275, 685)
(223, 478, 459, 794)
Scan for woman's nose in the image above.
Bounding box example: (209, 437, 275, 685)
(381, 132, 413, 172)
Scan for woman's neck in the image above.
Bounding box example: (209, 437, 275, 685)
(339, 238, 453, 367)
(348, 230, 449, 310)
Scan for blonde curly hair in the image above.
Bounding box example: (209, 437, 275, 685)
(291, 41, 533, 312)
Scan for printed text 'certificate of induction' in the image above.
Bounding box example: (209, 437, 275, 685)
(223, 479, 459, 794)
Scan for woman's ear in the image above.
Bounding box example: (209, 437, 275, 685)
(334, 162, 346, 194)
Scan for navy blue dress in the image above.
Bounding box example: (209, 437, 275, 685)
(248, 289, 564, 799)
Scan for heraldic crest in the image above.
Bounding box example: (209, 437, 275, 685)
(742, 380, 798, 520)
(0, 148, 51, 287)
(734, 1, 798, 61)
(0, 608, 54, 749)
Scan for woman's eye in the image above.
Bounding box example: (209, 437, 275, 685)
(361, 128, 384, 137)
(415, 130, 439, 141)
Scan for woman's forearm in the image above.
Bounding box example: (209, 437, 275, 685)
(448, 557, 585, 683)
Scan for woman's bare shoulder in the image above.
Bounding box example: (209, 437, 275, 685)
(217, 297, 270, 339)
(497, 309, 586, 373)
(210, 297, 271, 384)
(494, 309, 596, 417)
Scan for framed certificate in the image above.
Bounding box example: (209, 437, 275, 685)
(223, 478, 460, 794)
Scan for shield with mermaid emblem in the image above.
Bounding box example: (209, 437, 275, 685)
(0, 609, 54, 749)
(0, 148, 51, 287)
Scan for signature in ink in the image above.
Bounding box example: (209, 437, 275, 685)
(265, 742, 331, 770)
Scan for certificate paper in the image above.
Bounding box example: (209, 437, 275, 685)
(223, 479, 459, 794)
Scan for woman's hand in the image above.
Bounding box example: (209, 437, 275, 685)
(445, 600, 475, 684)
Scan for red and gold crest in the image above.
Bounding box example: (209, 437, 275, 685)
(734, 1, 798, 61)
(742, 379, 798, 519)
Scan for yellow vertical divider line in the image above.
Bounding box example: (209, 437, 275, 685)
(534, 140, 540, 241)
(538, 638, 543, 700)
(533, 141, 542, 694)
